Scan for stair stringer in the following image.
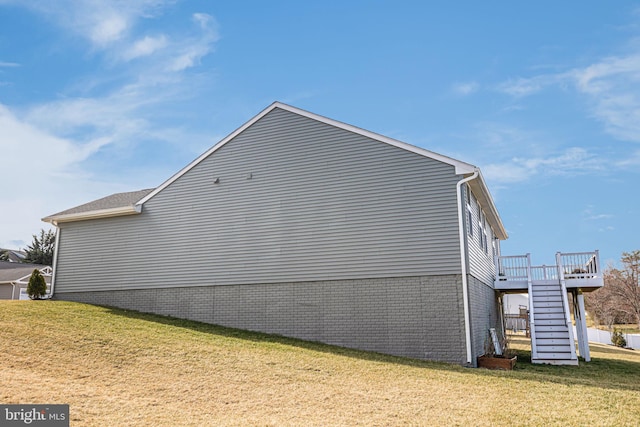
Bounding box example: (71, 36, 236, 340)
(529, 279, 578, 365)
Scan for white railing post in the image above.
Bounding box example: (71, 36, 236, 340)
(526, 253, 538, 360)
(556, 252, 578, 361)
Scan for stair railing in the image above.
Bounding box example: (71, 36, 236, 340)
(526, 253, 538, 361)
(556, 252, 578, 361)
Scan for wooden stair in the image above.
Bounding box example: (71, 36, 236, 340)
(530, 281, 578, 365)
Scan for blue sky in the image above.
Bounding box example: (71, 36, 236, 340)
(1, 1, 638, 267)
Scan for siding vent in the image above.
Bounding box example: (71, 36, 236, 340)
(213, 177, 220, 184)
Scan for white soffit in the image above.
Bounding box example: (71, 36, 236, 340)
(42, 205, 142, 224)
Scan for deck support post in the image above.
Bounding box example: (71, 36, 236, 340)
(497, 292, 506, 340)
(573, 291, 590, 362)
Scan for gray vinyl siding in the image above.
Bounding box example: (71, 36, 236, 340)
(0, 284, 12, 299)
(55, 107, 464, 293)
(465, 185, 497, 286)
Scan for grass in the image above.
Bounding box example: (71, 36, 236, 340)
(594, 324, 640, 335)
(1, 301, 640, 426)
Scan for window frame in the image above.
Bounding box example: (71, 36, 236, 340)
(466, 186, 474, 237)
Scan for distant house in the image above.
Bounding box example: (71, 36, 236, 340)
(0, 249, 26, 263)
(43, 102, 602, 366)
(0, 261, 52, 300)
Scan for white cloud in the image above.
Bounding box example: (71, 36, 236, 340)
(482, 163, 530, 184)
(168, 46, 209, 71)
(616, 149, 640, 167)
(452, 81, 479, 96)
(10, 5, 219, 151)
(497, 51, 640, 143)
(9, 0, 172, 48)
(0, 104, 102, 172)
(123, 35, 168, 60)
(0, 104, 114, 249)
(0, 61, 19, 67)
(91, 11, 129, 46)
(167, 13, 218, 71)
(193, 12, 212, 27)
(582, 206, 613, 221)
(483, 147, 603, 184)
(571, 54, 640, 94)
(0, 2, 219, 249)
(496, 74, 566, 97)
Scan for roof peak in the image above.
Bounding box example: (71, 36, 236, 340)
(42, 102, 505, 239)
(136, 102, 477, 206)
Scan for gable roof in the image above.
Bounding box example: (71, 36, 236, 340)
(0, 249, 26, 263)
(42, 102, 507, 239)
(0, 261, 51, 284)
(136, 102, 478, 206)
(42, 188, 154, 224)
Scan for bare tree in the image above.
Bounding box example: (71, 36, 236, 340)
(586, 250, 640, 329)
(585, 277, 621, 329)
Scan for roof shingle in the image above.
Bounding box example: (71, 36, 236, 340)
(45, 188, 154, 218)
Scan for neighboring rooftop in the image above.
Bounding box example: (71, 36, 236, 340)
(43, 188, 154, 224)
(0, 261, 51, 283)
(0, 249, 26, 263)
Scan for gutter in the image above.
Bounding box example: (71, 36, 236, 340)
(456, 168, 479, 365)
(42, 204, 142, 224)
(48, 226, 61, 299)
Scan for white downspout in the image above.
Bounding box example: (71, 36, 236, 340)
(11, 282, 16, 300)
(456, 168, 479, 365)
(48, 224, 61, 299)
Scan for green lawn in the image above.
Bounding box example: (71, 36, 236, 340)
(1, 300, 639, 426)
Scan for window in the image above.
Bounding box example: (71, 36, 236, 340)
(466, 186, 473, 236)
(482, 222, 489, 254)
(478, 211, 488, 254)
(478, 211, 484, 250)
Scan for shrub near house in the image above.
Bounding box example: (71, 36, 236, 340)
(27, 269, 47, 300)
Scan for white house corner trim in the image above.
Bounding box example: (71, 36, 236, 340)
(456, 169, 479, 364)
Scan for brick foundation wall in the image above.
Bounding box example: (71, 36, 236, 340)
(57, 275, 468, 364)
(468, 274, 501, 362)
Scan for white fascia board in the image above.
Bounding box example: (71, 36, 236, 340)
(42, 204, 142, 224)
(135, 101, 477, 207)
(273, 103, 477, 175)
(135, 102, 282, 206)
(468, 170, 508, 240)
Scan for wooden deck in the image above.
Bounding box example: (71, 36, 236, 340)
(494, 251, 604, 292)
(494, 251, 603, 364)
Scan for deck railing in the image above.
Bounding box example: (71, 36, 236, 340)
(560, 251, 600, 280)
(495, 255, 529, 282)
(495, 250, 601, 284)
(530, 265, 558, 281)
(556, 252, 579, 361)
